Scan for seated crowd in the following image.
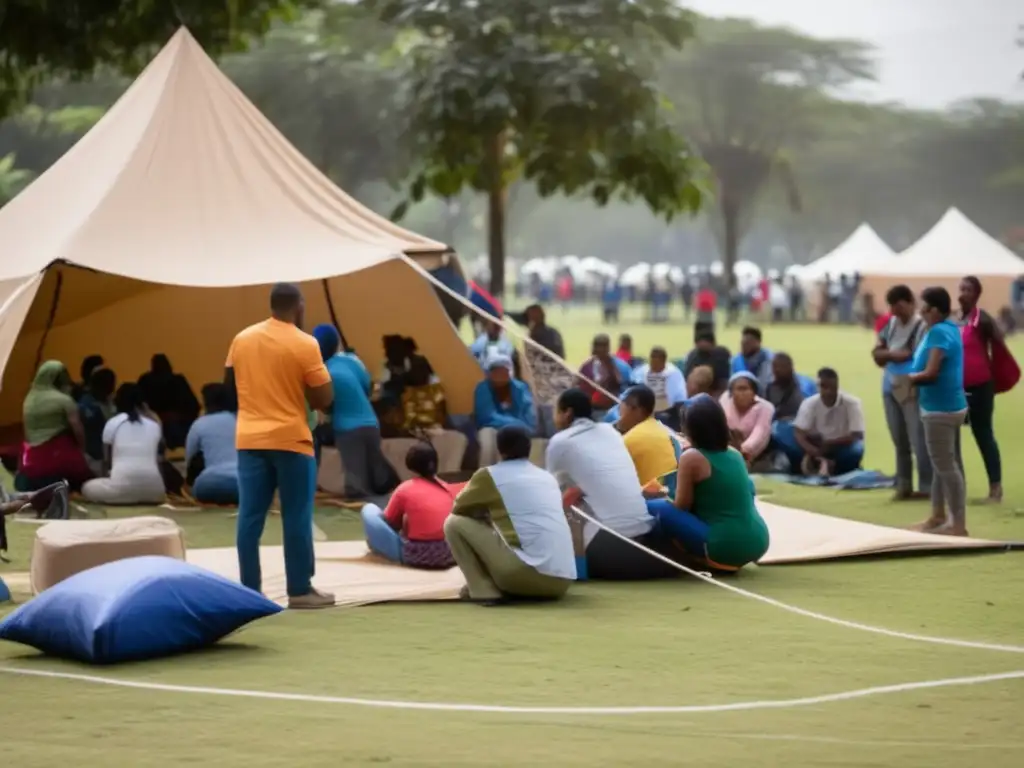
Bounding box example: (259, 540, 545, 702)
(7, 284, 858, 610)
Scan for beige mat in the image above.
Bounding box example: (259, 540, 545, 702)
(184, 502, 1019, 606)
(756, 502, 1019, 564)
(186, 541, 464, 606)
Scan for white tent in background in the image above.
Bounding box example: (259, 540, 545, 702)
(801, 224, 896, 281)
(868, 208, 1024, 276)
(619, 262, 651, 287)
(859, 208, 1024, 313)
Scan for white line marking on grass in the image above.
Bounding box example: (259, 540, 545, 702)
(568, 507, 1024, 655)
(2, 666, 1021, 716)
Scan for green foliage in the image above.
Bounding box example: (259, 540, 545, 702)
(0, 153, 35, 206)
(0, 0, 323, 119)
(223, 6, 403, 191)
(367, 0, 705, 224)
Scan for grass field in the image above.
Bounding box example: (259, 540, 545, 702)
(2, 305, 1023, 767)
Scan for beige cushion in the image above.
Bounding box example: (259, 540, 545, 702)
(30, 516, 186, 594)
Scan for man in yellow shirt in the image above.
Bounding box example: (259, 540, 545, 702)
(617, 385, 680, 491)
(225, 283, 335, 609)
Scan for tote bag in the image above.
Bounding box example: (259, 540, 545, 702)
(991, 340, 1020, 394)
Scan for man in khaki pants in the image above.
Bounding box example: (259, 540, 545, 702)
(445, 425, 575, 604)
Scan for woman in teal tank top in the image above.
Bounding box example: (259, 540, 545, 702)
(647, 398, 769, 569)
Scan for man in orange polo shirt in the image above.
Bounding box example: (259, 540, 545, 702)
(226, 283, 335, 609)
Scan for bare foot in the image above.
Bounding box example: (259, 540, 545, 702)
(931, 525, 969, 537)
(893, 490, 930, 502)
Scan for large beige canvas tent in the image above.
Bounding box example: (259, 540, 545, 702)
(860, 208, 1024, 313)
(0, 28, 483, 426)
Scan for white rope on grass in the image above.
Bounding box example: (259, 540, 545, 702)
(569, 503, 1024, 655)
(0, 664, 1021, 716)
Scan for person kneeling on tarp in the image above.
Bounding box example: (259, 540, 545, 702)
(646, 397, 770, 572)
(444, 425, 576, 604)
(361, 443, 456, 569)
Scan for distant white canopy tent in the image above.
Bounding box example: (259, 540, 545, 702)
(801, 224, 897, 282)
(619, 262, 651, 287)
(860, 208, 1024, 312)
(0, 27, 483, 424)
(520, 257, 557, 281)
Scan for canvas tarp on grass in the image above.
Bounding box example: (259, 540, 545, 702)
(0, 27, 482, 424)
(184, 501, 1021, 606)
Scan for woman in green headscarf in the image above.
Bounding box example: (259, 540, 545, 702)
(16, 361, 93, 491)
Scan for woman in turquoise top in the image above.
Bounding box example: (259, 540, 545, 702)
(647, 397, 769, 571)
(908, 286, 968, 536)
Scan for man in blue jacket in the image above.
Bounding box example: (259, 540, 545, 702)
(473, 354, 537, 467)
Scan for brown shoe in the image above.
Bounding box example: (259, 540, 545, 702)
(287, 588, 335, 610)
(893, 490, 930, 501)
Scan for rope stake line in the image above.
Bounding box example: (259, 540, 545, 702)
(569, 504, 1024, 654)
(0, 665, 1021, 716)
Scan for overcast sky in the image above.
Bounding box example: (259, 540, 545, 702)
(686, 0, 1023, 109)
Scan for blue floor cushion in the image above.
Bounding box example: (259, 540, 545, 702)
(0, 555, 282, 664)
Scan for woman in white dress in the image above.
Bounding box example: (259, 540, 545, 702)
(81, 383, 166, 505)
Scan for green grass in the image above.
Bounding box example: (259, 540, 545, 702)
(2, 307, 1024, 767)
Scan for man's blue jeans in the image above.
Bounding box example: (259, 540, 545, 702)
(237, 449, 316, 598)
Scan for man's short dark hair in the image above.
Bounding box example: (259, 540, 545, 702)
(773, 351, 793, 366)
(496, 424, 532, 461)
(557, 388, 593, 421)
(201, 382, 234, 413)
(624, 384, 656, 417)
(270, 283, 303, 314)
(817, 367, 839, 383)
(921, 286, 952, 317)
(741, 326, 762, 341)
(649, 346, 667, 359)
(885, 284, 914, 306)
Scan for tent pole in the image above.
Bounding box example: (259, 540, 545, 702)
(320, 279, 350, 351)
(33, 268, 64, 375)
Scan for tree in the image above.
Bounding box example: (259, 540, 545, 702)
(365, 0, 705, 296)
(224, 6, 403, 193)
(661, 18, 874, 285)
(0, 0, 323, 120)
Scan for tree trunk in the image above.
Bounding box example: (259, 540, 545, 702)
(720, 190, 740, 292)
(486, 132, 506, 298)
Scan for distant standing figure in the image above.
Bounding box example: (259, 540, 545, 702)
(909, 286, 968, 535)
(957, 276, 1004, 503)
(225, 283, 335, 609)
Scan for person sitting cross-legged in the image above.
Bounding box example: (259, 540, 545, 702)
(547, 388, 679, 580)
(361, 442, 456, 569)
(764, 353, 804, 423)
(787, 367, 866, 478)
(185, 383, 239, 505)
(720, 372, 775, 470)
(616, 385, 681, 496)
(630, 346, 687, 431)
(444, 424, 576, 604)
(646, 397, 770, 572)
(473, 354, 537, 466)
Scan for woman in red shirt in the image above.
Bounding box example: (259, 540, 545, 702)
(361, 443, 457, 568)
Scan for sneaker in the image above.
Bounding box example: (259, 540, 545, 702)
(287, 588, 335, 610)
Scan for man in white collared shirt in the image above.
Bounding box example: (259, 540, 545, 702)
(546, 389, 678, 580)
